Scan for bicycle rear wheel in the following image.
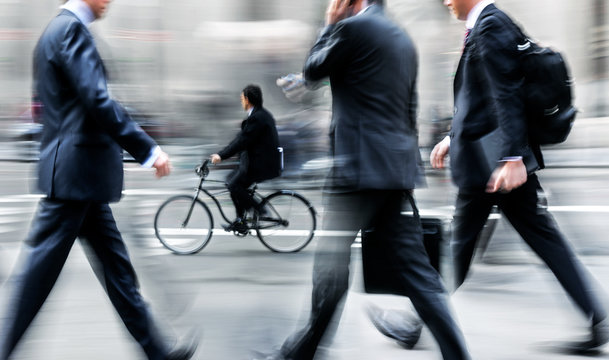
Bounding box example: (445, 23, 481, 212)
(154, 195, 214, 254)
(256, 191, 316, 253)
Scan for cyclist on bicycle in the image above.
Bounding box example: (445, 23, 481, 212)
(210, 84, 281, 233)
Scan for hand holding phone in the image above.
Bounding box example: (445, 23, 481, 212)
(326, 0, 355, 25)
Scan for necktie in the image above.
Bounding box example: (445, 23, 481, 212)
(464, 28, 471, 46)
(462, 28, 471, 53)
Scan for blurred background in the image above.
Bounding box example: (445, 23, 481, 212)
(1, 0, 607, 163)
(0, 1, 609, 359)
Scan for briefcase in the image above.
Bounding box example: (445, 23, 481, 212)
(361, 217, 445, 296)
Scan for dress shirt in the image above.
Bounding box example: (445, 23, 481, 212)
(465, 0, 495, 30)
(61, 0, 95, 26)
(356, 4, 372, 16)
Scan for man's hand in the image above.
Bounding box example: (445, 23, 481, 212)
(210, 154, 222, 165)
(486, 159, 527, 193)
(326, 0, 353, 25)
(153, 151, 171, 178)
(430, 136, 450, 169)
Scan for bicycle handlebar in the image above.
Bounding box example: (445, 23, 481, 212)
(195, 159, 210, 178)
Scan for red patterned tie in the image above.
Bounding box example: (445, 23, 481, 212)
(462, 28, 471, 52)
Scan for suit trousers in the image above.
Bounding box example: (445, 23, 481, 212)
(280, 190, 470, 360)
(226, 169, 257, 219)
(0, 199, 168, 360)
(452, 174, 607, 324)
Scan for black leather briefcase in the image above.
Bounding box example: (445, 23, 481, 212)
(361, 217, 446, 296)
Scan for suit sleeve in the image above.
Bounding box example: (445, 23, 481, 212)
(303, 23, 353, 82)
(477, 16, 527, 159)
(59, 21, 155, 163)
(218, 114, 264, 160)
(408, 57, 419, 130)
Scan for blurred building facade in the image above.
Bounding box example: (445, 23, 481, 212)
(0, 0, 607, 147)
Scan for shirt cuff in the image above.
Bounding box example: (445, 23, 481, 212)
(141, 146, 161, 168)
(499, 156, 523, 162)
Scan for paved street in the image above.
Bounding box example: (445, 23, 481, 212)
(0, 153, 607, 359)
(1, 116, 609, 359)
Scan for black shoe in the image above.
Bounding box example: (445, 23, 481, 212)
(367, 304, 423, 349)
(166, 330, 199, 360)
(561, 319, 609, 355)
(223, 218, 248, 233)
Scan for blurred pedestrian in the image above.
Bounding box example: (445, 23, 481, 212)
(372, 0, 609, 354)
(252, 1, 471, 359)
(0, 0, 196, 359)
(210, 84, 281, 234)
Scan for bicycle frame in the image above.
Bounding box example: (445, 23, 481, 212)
(189, 173, 269, 228)
(155, 161, 317, 253)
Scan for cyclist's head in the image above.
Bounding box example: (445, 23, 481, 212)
(242, 84, 263, 109)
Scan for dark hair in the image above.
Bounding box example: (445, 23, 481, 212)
(242, 84, 263, 108)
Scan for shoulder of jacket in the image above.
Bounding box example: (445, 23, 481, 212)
(54, 11, 84, 28)
(45, 12, 86, 42)
(478, 9, 519, 33)
(252, 107, 270, 117)
(475, 10, 523, 48)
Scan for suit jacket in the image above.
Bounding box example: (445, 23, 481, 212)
(303, 5, 423, 191)
(33, 10, 156, 203)
(218, 106, 281, 182)
(449, 4, 542, 192)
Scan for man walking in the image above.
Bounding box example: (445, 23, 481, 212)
(0, 0, 196, 359)
(373, 0, 609, 354)
(253, 0, 471, 359)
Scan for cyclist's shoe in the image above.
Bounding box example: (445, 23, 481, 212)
(223, 218, 248, 234)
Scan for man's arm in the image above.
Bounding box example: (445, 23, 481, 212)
(216, 115, 265, 161)
(59, 21, 157, 164)
(141, 146, 171, 177)
(303, 0, 354, 82)
(477, 16, 528, 192)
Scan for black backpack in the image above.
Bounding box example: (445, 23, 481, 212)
(519, 37, 577, 145)
(480, 11, 577, 145)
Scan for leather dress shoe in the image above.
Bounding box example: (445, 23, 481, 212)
(223, 218, 248, 234)
(367, 304, 423, 349)
(562, 318, 609, 355)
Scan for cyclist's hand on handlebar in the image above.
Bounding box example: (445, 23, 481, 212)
(153, 151, 171, 178)
(210, 154, 222, 165)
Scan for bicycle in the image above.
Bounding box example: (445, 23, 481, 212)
(154, 160, 317, 254)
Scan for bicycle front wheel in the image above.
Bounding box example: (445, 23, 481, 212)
(154, 195, 214, 254)
(256, 191, 316, 253)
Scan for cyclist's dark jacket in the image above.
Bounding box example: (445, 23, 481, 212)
(218, 106, 281, 182)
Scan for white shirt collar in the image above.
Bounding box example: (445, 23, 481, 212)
(356, 1, 372, 16)
(466, 0, 495, 29)
(247, 107, 254, 117)
(61, 0, 96, 26)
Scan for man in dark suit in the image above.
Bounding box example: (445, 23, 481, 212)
(0, 1, 195, 359)
(253, 1, 471, 359)
(210, 84, 281, 233)
(373, 0, 609, 354)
